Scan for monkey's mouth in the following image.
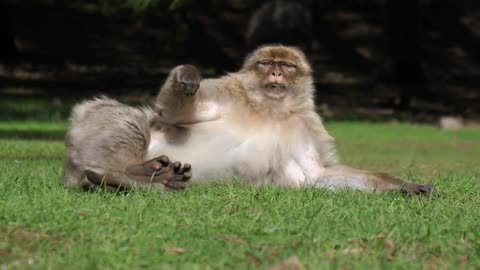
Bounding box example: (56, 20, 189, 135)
(264, 83, 287, 99)
(266, 83, 286, 89)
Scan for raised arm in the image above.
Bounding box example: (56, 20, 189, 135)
(155, 65, 223, 126)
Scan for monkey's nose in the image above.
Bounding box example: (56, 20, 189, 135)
(272, 71, 282, 77)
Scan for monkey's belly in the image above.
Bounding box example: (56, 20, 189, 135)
(147, 126, 260, 182)
(147, 125, 325, 185)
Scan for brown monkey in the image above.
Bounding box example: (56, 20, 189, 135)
(149, 45, 432, 193)
(64, 45, 432, 194)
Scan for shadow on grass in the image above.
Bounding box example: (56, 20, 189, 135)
(0, 130, 65, 140)
(0, 95, 74, 121)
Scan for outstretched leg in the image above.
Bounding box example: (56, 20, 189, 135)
(63, 97, 191, 192)
(316, 165, 433, 194)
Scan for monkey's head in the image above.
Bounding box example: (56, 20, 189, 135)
(240, 45, 313, 102)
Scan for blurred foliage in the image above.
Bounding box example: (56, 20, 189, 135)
(23, 0, 225, 16)
(13, 0, 227, 52)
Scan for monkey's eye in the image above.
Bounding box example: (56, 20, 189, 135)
(279, 62, 297, 73)
(258, 61, 274, 67)
(279, 62, 297, 68)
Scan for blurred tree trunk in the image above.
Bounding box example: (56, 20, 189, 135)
(0, 2, 17, 62)
(312, 1, 373, 70)
(245, 0, 312, 51)
(384, 0, 428, 109)
(429, 0, 480, 64)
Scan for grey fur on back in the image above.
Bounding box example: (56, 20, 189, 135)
(63, 97, 153, 187)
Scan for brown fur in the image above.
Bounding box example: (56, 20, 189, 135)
(150, 45, 432, 193)
(64, 45, 432, 194)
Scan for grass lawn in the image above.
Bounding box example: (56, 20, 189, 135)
(1, 120, 479, 269)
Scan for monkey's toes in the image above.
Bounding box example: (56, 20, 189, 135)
(157, 155, 170, 166)
(405, 182, 433, 195)
(127, 156, 172, 176)
(172, 162, 192, 180)
(161, 162, 192, 190)
(418, 183, 433, 194)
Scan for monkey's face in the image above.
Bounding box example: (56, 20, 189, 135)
(242, 45, 312, 101)
(256, 60, 297, 99)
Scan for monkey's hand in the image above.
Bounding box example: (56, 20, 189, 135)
(173, 64, 202, 96)
(85, 155, 192, 191)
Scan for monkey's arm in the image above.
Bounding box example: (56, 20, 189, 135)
(155, 65, 223, 125)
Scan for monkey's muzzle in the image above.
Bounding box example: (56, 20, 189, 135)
(264, 83, 288, 99)
(266, 83, 287, 90)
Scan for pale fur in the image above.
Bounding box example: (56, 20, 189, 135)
(64, 45, 432, 194)
(151, 48, 337, 187)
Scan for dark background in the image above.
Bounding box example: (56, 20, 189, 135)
(1, 0, 479, 121)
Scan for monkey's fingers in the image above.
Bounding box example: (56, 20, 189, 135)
(175, 65, 202, 96)
(183, 83, 200, 96)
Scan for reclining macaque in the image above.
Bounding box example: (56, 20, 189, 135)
(63, 45, 432, 194)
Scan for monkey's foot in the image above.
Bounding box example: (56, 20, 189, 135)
(127, 155, 192, 190)
(174, 64, 202, 96)
(163, 160, 192, 190)
(85, 155, 192, 191)
(402, 182, 433, 195)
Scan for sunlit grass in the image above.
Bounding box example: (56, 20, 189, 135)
(1, 121, 479, 269)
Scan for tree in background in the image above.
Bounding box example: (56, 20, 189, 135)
(384, 0, 428, 109)
(0, 1, 17, 62)
(245, 0, 312, 50)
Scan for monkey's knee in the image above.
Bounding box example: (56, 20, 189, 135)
(62, 157, 84, 187)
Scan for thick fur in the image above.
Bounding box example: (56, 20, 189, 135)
(150, 45, 431, 193)
(151, 72, 336, 186)
(64, 45, 432, 194)
(64, 97, 153, 189)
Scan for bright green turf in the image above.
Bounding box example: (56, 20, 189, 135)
(1, 121, 479, 269)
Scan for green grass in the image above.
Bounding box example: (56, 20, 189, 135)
(1, 121, 479, 269)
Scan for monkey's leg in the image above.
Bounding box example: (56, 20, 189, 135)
(84, 156, 192, 191)
(316, 165, 433, 194)
(64, 97, 191, 192)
